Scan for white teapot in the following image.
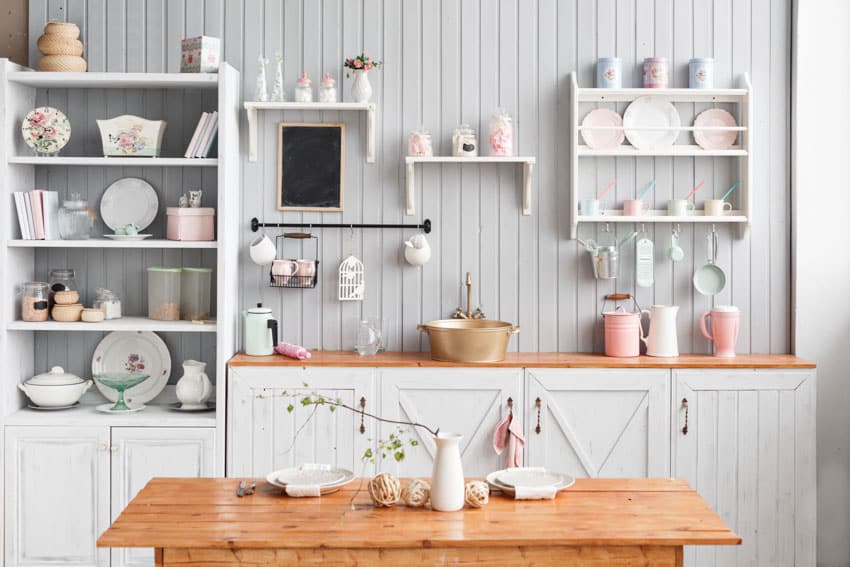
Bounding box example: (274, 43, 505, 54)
(403, 234, 431, 266)
(175, 360, 212, 409)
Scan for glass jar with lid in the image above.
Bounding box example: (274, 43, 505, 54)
(489, 109, 513, 156)
(21, 282, 49, 322)
(58, 193, 93, 240)
(318, 73, 337, 103)
(408, 129, 433, 156)
(93, 287, 122, 320)
(452, 123, 478, 157)
(147, 267, 182, 321)
(48, 269, 78, 307)
(294, 71, 313, 103)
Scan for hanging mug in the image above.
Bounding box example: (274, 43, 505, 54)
(271, 260, 298, 285)
(249, 234, 277, 266)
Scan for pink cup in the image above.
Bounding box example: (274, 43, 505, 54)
(623, 199, 645, 216)
(700, 306, 740, 357)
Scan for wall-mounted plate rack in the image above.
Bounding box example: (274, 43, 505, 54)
(244, 101, 376, 163)
(568, 71, 752, 239)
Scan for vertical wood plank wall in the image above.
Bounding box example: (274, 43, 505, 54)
(28, 0, 790, 355)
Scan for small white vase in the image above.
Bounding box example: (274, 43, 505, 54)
(430, 432, 464, 511)
(351, 70, 373, 103)
(175, 360, 212, 410)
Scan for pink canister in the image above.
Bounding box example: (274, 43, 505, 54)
(602, 294, 642, 357)
(699, 305, 740, 357)
(643, 57, 669, 88)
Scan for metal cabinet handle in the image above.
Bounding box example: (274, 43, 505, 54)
(681, 398, 689, 435)
(359, 397, 366, 434)
(535, 397, 542, 434)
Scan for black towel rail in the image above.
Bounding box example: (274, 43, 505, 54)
(250, 217, 431, 234)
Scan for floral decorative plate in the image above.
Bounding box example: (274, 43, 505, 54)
(92, 331, 171, 404)
(21, 107, 71, 155)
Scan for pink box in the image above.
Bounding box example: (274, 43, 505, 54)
(167, 207, 215, 241)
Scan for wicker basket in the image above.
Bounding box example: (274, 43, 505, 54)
(43, 21, 80, 39)
(37, 35, 83, 56)
(39, 55, 87, 72)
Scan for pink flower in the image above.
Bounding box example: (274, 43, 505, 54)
(354, 59, 363, 68)
(28, 112, 46, 126)
(364, 63, 372, 71)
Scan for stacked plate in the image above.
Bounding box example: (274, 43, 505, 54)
(486, 467, 575, 497)
(266, 465, 355, 495)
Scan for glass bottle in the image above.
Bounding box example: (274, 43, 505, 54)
(58, 194, 93, 240)
(21, 282, 49, 322)
(318, 73, 337, 103)
(294, 71, 313, 103)
(354, 320, 379, 356)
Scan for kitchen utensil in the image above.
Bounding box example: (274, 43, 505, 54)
(597, 179, 616, 200)
(22, 107, 71, 155)
(579, 199, 603, 217)
(94, 372, 151, 412)
(641, 305, 680, 357)
(100, 178, 158, 232)
(147, 267, 182, 321)
(623, 199, 645, 216)
(243, 303, 278, 356)
(168, 402, 215, 412)
(18, 366, 92, 408)
(236, 480, 246, 497)
(689, 58, 714, 88)
(92, 331, 171, 404)
(636, 234, 654, 288)
(96, 115, 166, 157)
(624, 96, 680, 149)
(642, 57, 669, 88)
(720, 180, 741, 201)
(683, 180, 706, 201)
(637, 179, 657, 201)
(601, 294, 642, 357)
(700, 305, 740, 357)
(580, 108, 624, 150)
(668, 199, 695, 217)
(58, 194, 94, 239)
(693, 108, 738, 150)
(578, 230, 637, 280)
(180, 267, 212, 320)
(269, 233, 320, 288)
(667, 229, 684, 262)
(403, 234, 431, 266)
(418, 319, 519, 363)
(704, 199, 734, 216)
(249, 234, 277, 265)
(175, 360, 212, 409)
(693, 230, 727, 295)
(596, 57, 621, 88)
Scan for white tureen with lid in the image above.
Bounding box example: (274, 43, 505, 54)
(19, 366, 92, 407)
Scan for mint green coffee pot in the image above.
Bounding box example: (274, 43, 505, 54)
(243, 303, 278, 356)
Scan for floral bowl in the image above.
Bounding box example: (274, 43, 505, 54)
(96, 115, 167, 157)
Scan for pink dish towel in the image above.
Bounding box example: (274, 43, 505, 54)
(274, 342, 312, 360)
(492, 412, 525, 468)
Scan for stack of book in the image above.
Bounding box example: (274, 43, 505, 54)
(185, 111, 219, 158)
(13, 190, 60, 240)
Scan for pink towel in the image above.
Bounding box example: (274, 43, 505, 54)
(274, 341, 312, 360)
(493, 412, 525, 468)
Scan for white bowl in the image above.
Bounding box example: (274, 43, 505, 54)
(19, 380, 92, 407)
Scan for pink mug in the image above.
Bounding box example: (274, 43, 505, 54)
(700, 306, 740, 357)
(623, 199, 645, 216)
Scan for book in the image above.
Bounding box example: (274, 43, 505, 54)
(42, 191, 60, 240)
(185, 112, 209, 158)
(22, 192, 35, 240)
(12, 193, 29, 239)
(199, 111, 219, 157)
(194, 111, 217, 158)
(30, 190, 45, 239)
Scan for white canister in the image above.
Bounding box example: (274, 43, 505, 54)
(689, 58, 714, 89)
(596, 57, 622, 88)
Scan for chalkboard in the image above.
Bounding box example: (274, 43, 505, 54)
(277, 123, 345, 211)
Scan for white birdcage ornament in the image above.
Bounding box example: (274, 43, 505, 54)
(338, 255, 364, 301)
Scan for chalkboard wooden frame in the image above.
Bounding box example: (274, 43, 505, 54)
(276, 122, 345, 212)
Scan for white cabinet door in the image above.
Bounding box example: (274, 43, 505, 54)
(228, 367, 376, 477)
(5, 426, 110, 567)
(378, 369, 522, 477)
(673, 370, 816, 567)
(110, 427, 215, 567)
(525, 369, 670, 478)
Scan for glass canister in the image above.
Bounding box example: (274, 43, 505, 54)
(643, 57, 669, 88)
(93, 287, 122, 319)
(147, 267, 182, 321)
(21, 282, 49, 322)
(318, 72, 337, 103)
(180, 267, 212, 321)
(408, 129, 433, 156)
(689, 57, 714, 89)
(48, 268, 78, 307)
(294, 71, 313, 102)
(489, 109, 513, 156)
(596, 57, 622, 88)
(452, 124, 478, 157)
(58, 194, 93, 240)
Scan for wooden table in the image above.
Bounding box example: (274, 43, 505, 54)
(98, 477, 740, 566)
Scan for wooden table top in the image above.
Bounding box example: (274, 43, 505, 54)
(98, 477, 741, 550)
(229, 351, 814, 369)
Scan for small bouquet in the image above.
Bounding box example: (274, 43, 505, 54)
(344, 53, 383, 76)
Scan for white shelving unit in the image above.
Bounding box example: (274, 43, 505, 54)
(0, 61, 240, 476)
(404, 156, 536, 216)
(244, 100, 376, 162)
(568, 71, 753, 239)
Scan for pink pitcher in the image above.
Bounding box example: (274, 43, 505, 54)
(602, 294, 642, 357)
(699, 306, 740, 357)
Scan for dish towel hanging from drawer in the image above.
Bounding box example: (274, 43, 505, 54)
(493, 412, 525, 468)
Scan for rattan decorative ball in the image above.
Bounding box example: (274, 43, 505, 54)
(368, 472, 401, 507)
(464, 480, 490, 508)
(401, 479, 430, 507)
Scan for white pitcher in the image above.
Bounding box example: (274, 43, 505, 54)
(641, 305, 679, 357)
(175, 360, 212, 409)
(430, 433, 465, 511)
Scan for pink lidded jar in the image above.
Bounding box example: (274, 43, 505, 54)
(408, 129, 433, 157)
(643, 57, 669, 88)
(489, 109, 513, 156)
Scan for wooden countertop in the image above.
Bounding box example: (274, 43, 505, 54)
(98, 477, 740, 550)
(229, 351, 814, 369)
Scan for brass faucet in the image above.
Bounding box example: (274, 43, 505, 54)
(452, 272, 486, 319)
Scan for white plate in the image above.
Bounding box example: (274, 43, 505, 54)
(693, 108, 738, 150)
(168, 402, 216, 412)
(486, 469, 575, 497)
(103, 234, 153, 241)
(28, 402, 80, 411)
(623, 96, 681, 150)
(96, 403, 146, 413)
(100, 178, 159, 232)
(580, 108, 625, 150)
(496, 469, 567, 488)
(266, 466, 355, 495)
(92, 331, 170, 405)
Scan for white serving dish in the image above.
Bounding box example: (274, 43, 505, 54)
(96, 115, 167, 157)
(18, 366, 93, 408)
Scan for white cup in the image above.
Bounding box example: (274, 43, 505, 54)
(704, 199, 733, 217)
(668, 199, 695, 217)
(249, 235, 277, 265)
(580, 199, 603, 216)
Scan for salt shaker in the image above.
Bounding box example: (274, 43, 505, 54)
(318, 73, 337, 102)
(452, 124, 478, 157)
(489, 109, 513, 156)
(408, 129, 433, 156)
(294, 71, 313, 103)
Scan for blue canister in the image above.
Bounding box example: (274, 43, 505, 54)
(596, 57, 622, 88)
(689, 58, 714, 89)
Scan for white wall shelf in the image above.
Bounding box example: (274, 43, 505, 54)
(6, 71, 219, 89)
(404, 156, 536, 216)
(8, 156, 218, 167)
(4, 403, 216, 427)
(244, 101, 376, 163)
(8, 239, 218, 249)
(7, 317, 217, 333)
(568, 71, 753, 239)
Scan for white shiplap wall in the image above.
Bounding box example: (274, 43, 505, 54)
(28, 0, 790, 355)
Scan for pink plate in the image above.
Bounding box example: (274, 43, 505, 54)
(580, 109, 624, 150)
(693, 108, 738, 150)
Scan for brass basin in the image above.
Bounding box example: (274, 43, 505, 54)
(417, 320, 520, 363)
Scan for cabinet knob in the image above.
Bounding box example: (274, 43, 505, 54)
(681, 398, 689, 435)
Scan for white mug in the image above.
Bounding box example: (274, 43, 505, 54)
(580, 199, 604, 217)
(249, 234, 277, 266)
(704, 199, 733, 216)
(668, 199, 695, 217)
